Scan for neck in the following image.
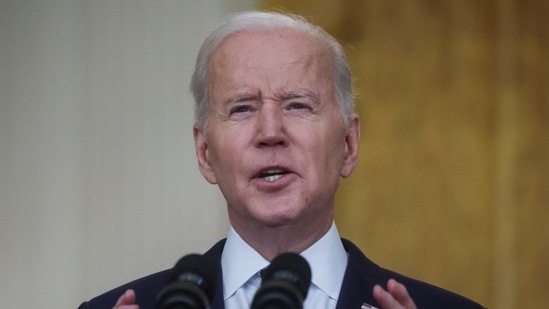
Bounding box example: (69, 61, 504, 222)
(230, 216, 333, 261)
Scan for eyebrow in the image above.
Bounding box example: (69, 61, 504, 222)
(226, 93, 257, 105)
(281, 89, 319, 102)
(225, 89, 318, 105)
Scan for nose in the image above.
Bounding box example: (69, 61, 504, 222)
(255, 103, 287, 147)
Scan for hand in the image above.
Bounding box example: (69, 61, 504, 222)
(373, 279, 416, 309)
(112, 289, 139, 309)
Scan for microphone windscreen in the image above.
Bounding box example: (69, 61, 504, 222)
(168, 254, 217, 301)
(262, 252, 312, 298)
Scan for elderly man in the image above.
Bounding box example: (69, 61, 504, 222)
(79, 11, 483, 309)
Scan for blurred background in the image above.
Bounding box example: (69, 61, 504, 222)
(1, 1, 547, 308)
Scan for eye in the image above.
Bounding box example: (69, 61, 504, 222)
(288, 103, 307, 110)
(288, 101, 313, 111)
(284, 100, 314, 117)
(231, 105, 252, 114)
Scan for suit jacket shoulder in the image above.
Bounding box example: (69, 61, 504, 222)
(337, 239, 484, 309)
(77, 270, 170, 309)
(78, 240, 226, 309)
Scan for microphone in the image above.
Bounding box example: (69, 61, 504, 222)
(155, 254, 217, 309)
(251, 252, 312, 309)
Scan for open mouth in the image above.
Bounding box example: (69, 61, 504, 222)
(258, 168, 289, 182)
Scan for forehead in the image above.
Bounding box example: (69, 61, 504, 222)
(208, 29, 334, 92)
(214, 28, 329, 60)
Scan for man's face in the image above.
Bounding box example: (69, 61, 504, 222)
(194, 29, 359, 232)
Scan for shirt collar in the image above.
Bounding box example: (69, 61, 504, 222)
(221, 222, 348, 301)
(221, 227, 270, 300)
(301, 222, 348, 300)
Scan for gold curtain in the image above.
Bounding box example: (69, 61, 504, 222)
(258, 1, 548, 308)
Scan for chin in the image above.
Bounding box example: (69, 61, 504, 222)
(253, 208, 302, 228)
(230, 198, 307, 227)
(259, 217, 294, 228)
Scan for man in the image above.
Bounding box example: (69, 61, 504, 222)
(79, 11, 483, 309)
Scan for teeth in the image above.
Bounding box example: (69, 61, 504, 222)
(259, 169, 287, 182)
(264, 174, 283, 182)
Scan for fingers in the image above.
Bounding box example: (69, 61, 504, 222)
(373, 279, 416, 309)
(387, 279, 416, 308)
(373, 284, 399, 308)
(113, 289, 139, 309)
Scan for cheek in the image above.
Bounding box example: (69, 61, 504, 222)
(303, 133, 344, 172)
(207, 132, 246, 174)
(321, 135, 347, 175)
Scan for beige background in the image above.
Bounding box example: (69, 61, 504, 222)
(260, 1, 549, 308)
(1, 1, 253, 308)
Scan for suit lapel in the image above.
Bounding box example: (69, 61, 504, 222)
(203, 239, 227, 309)
(336, 239, 389, 309)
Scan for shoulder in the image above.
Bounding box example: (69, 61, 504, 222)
(341, 238, 484, 309)
(78, 240, 227, 309)
(383, 269, 484, 309)
(79, 269, 170, 309)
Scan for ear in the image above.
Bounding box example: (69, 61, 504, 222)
(193, 125, 218, 184)
(340, 114, 360, 178)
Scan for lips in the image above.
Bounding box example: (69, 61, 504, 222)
(256, 168, 290, 182)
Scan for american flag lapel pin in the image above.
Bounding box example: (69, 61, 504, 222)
(361, 303, 379, 309)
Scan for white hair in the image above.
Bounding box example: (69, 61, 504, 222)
(190, 11, 355, 131)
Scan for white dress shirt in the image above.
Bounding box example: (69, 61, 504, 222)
(222, 222, 348, 309)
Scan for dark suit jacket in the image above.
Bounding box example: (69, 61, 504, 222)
(79, 239, 484, 309)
